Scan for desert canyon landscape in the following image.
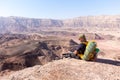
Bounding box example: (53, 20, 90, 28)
(0, 16, 120, 80)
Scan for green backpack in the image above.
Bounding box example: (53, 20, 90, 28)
(82, 41, 99, 61)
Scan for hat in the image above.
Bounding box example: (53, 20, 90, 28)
(79, 34, 86, 41)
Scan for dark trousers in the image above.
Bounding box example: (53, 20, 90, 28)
(62, 52, 80, 59)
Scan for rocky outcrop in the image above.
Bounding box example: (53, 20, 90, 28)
(1, 59, 120, 80)
(0, 37, 78, 72)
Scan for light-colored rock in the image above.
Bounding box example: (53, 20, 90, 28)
(1, 59, 119, 80)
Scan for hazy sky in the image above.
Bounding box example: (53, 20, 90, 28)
(0, 0, 120, 19)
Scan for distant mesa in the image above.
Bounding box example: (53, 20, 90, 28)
(0, 15, 120, 33)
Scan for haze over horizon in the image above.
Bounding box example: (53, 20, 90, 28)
(0, 0, 120, 19)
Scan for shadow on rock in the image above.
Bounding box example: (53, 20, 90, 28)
(96, 58, 120, 66)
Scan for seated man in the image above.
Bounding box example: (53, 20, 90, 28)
(62, 34, 99, 61)
(73, 34, 88, 59)
(62, 34, 88, 59)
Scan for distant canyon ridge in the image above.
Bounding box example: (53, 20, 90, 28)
(0, 15, 120, 33)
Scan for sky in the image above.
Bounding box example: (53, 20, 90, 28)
(0, 0, 120, 19)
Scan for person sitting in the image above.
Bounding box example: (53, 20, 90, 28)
(62, 34, 99, 61)
(73, 34, 88, 59)
(62, 34, 88, 59)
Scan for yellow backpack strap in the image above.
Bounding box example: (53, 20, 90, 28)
(81, 41, 88, 45)
(77, 41, 88, 58)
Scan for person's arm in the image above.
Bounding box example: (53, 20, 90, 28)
(73, 44, 83, 54)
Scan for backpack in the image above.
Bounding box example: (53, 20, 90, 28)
(81, 41, 99, 61)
